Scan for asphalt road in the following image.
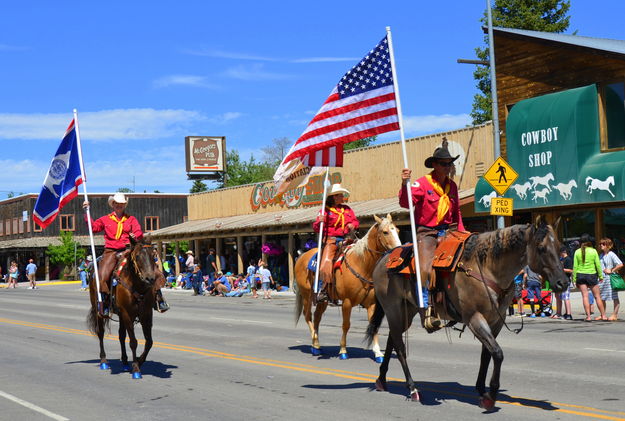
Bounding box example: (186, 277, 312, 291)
(0, 282, 624, 421)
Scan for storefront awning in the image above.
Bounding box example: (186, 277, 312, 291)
(475, 84, 624, 212)
(149, 190, 475, 241)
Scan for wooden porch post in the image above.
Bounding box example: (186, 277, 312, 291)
(237, 235, 244, 274)
(287, 232, 294, 291)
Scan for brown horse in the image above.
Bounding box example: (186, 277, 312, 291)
(365, 216, 568, 409)
(87, 236, 158, 379)
(295, 214, 402, 361)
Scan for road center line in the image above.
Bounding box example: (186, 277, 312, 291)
(209, 317, 272, 324)
(584, 347, 625, 353)
(2, 317, 624, 420)
(0, 390, 69, 421)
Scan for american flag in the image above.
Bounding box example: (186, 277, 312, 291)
(274, 35, 399, 193)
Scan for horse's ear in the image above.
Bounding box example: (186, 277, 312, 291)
(374, 214, 382, 224)
(386, 213, 392, 222)
(534, 214, 545, 228)
(129, 234, 138, 247)
(553, 216, 561, 232)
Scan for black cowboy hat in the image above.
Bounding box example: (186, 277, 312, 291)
(424, 138, 460, 168)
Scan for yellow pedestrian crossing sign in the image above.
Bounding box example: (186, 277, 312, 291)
(483, 157, 518, 195)
(490, 197, 514, 216)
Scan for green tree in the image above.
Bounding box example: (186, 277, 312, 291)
(471, 0, 571, 124)
(117, 187, 133, 193)
(344, 135, 377, 151)
(216, 150, 275, 188)
(190, 180, 208, 193)
(47, 231, 85, 279)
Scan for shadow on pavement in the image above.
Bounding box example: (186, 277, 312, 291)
(66, 358, 177, 378)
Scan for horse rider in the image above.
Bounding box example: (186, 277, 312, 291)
(399, 139, 465, 328)
(313, 183, 359, 304)
(83, 193, 170, 317)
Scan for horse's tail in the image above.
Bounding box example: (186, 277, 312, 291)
(86, 305, 109, 335)
(364, 297, 385, 347)
(294, 286, 303, 327)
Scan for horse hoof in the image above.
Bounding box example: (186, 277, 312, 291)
(410, 391, 420, 402)
(122, 364, 131, 372)
(374, 356, 384, 364)
(479, 395, 495, 411)
(375, 378, 387, 392)
(339, 353, 348, 360)
(310, 347, 322, 356)
(99, 362, 110, 370)
(132, 372, 143, 379)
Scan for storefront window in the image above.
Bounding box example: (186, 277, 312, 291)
(560, 210, 595, 250)
(603, 82, 625, 149)
(603, 208, 625, 260)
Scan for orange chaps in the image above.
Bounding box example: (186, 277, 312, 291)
(319, 238, 339, 288)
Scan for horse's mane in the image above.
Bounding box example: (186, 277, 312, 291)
(350, 221, 382, 258)
(462, 223, 549, 264)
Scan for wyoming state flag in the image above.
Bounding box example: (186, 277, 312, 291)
(33, 119, 84, 229)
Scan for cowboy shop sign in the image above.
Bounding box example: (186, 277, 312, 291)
(250, 172, 342, 211)
(475, 84, 625, 212)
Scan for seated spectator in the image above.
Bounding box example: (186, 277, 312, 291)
(225, 275, 250, 297)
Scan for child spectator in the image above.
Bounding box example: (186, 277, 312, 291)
(523, 265, 544, 317)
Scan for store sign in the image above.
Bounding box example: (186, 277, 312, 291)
(185, 136, 226, 174)
(475, 84, 625, 212)
(250, 172, 342, 211)
(490, 197, 513, 216)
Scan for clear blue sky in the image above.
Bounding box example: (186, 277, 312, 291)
(1, 1, 623, 197)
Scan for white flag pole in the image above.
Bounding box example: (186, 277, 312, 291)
(313, 169, 330, 294)
(73, 109, 102, 304)
(386, 27, 425, 308)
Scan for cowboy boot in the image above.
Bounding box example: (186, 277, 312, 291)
(317, 239, 337, 303)
(423, 305, 442, 333)
(155, 290, 170, 313)
(98, 293, 110, 318)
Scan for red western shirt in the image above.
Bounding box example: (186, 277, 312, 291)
(313, 204, 360, 238)
(86, 212, 144, 250)
(398, 175, 465, 231)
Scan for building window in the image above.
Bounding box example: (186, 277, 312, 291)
(12, 218, 19, 235)
(60, 214, 75, 231)
(5, 219, 10, 236)
(600, 82, 625, 150)
(33, 217, 42, 232)
(144, 216, 160, 232)
(18, 218, 24, 234)
(0, 222, 3, 236)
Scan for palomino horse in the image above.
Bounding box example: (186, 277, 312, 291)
(295, 214, 401, 361)
(366, 216, 568, 409)
(87, 236, 158, 379)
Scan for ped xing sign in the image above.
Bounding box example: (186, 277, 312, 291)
(490, 197, 513, 216)
(483, 157, 518, 195)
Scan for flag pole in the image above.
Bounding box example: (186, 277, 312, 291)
(386, 26, 425, 308)
(73, 109, 102, 304)
(313, 169, 330, 294)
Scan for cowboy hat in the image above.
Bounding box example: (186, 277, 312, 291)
(424, 139, 460, 168)
(186, 250, 194, 255)
(327, 183, 350, 197)
(108, 192, 128, 207)
(86, 255, 93, 261)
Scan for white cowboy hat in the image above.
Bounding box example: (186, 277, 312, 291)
(327, 183, 350, 197)
(186, 250, 194, 255)
(86, 255, 93, 261)
(108, 192, 128, 207)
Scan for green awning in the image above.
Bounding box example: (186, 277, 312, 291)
(475, 84, 624, 212)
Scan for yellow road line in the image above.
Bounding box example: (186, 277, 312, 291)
(0, 317, 623, 420)
(0, 281, 79, 288)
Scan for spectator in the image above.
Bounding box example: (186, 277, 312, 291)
(247, 260, 258, 299)
(185, 250, 195, 272)
(26, 258, 37, 290)
(205, 249, 218, 285)
(523, 265, 543, 317)
(8, 261, 18, 288)
(212, 271, 232, 296)
(226, 275, 250, 297)
(598, 237, 623, 321)
(78, 256, 93, 291)
(512, 270, 525, 317)
(557, 246, 574, 320)
(191, 264, 204, 296)
(258, 260, 274, 300)
(573, 233, 607, 321)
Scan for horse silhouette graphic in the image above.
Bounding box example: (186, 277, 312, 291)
(553, 180, 578, 200)
(510, 182, 532, 200)
(478, 191, 497, 208)
(532, 188, 550, 204)
(528, 173, 554, 192)
(585, 176, 615, 198)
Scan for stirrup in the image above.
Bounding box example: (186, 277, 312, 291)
(316, 289, 329, 303)
(155, 291, 169, 313)
(97, 301, 110, 318)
